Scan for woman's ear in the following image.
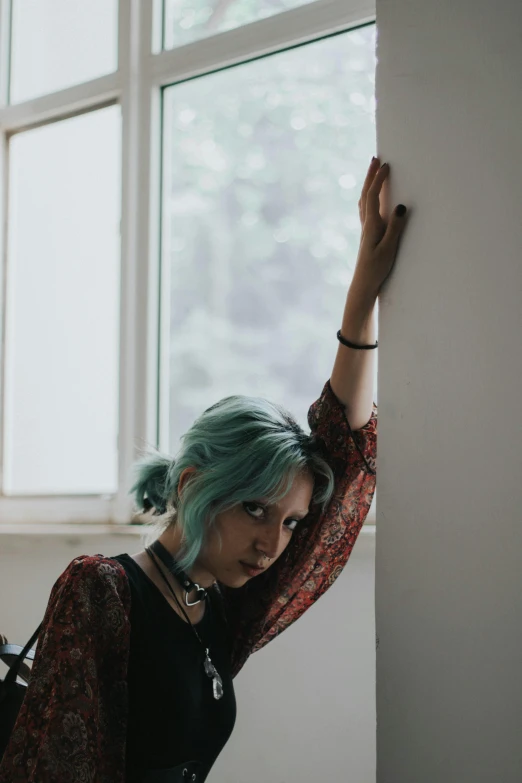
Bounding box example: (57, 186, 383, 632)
(177, 466, 197, 498)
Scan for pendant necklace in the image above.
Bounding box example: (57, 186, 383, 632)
(145, 540, 224, 700)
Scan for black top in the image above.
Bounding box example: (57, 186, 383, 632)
(111, 554, 237, 782)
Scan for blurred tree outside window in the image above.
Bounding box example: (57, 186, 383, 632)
(163, 0, 318, 49)
(162, 24, 377, 450)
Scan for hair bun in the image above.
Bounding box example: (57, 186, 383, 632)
(130, 450, 174, 515)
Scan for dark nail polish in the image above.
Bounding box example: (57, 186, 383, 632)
(395, 204, 406, 216)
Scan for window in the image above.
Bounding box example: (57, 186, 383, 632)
(5, 107, 121, 495)
(0, 0, 376, 525)
(161, 28, 377, 448)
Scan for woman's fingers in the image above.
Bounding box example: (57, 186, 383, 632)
(366, 161, 389, 224)
(380, 202, 408, 254)
(358, 157, 381, 224)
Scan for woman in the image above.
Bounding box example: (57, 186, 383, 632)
(0, 157, 408, 782)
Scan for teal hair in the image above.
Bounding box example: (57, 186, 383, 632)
(130, 395, 335, 572)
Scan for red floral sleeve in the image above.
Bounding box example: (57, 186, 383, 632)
(221, 379, 377, 678)
(0, 555, 131, 783)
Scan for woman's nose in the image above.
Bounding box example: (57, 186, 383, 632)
(256, 525, 284, 560)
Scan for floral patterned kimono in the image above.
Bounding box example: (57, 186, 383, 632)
(0, 380, 377, 783)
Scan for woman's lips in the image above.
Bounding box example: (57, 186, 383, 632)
(239, 561, 265, 577)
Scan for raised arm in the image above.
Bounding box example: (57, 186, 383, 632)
(223, 157, 408, 678)
(331, 156, 408, 430)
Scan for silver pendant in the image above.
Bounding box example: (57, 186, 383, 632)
(203, 649, 223, 700)
(185, 583, 205, 607)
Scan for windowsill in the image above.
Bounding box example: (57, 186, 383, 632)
(0, 521, 376, 536)
(0, 523, 145, 536)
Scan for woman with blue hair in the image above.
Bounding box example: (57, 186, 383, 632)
(0, 158, 408, 782)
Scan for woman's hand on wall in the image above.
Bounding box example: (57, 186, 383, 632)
(351, 156, 409, 302)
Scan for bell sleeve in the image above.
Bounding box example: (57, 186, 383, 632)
(0, 555, 131, 783)
(220, 379, 377, 678)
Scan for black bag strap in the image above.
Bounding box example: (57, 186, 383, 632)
(0, 623, 43, 688)
(0, 644, 36, 663)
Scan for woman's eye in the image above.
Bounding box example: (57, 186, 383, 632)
(243, 503, 301, 532)
(243, 502, 265, 519)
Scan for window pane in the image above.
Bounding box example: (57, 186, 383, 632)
(10, 0, 118, 103)
(162, 26, 377, 451)
(3, 106, 121, 495)
(163, 0, 316, 49)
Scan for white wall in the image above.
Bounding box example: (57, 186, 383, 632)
(375, 1, 522, 781)
(0, 528, 376, 782)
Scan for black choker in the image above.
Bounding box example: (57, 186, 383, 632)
(148, 539, 208, 606)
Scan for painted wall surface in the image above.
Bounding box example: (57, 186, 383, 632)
(374, 1, 522, 780)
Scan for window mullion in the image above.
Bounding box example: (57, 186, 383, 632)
(0, 0, 12, 107)
(0, 76, 121, 134)
(113, 0, 159, 523)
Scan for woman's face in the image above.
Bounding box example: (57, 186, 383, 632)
(196, 469, 314, 588)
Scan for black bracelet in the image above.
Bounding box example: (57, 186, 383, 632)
(337, 329, 378, 350)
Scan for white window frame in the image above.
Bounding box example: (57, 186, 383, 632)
(0, 0, 376, 527)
